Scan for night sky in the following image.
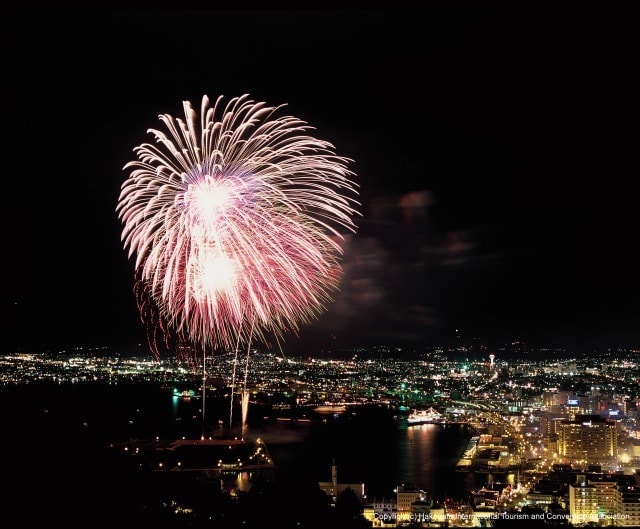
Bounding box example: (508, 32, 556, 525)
(2, 9, 637, 355)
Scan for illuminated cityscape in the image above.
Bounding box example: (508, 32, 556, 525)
(3, 343, 640, 526)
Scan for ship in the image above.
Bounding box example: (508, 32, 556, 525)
(406, 407, 444, 425)
(172, 388, 197, 398)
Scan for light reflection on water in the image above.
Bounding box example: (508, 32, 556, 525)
(394, 422, 516, 501)
(398, 423, 440, 487)
(168, 397, 518, 502)
(249, 413, 497, 502)
(3, 382, 511, 503)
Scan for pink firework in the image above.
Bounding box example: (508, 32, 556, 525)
(117, 94, 359, 353)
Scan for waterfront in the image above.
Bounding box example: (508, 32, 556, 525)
(250, 407, 483, 501)
(2, 380, 488, 522)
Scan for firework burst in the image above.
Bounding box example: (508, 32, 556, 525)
(117, 94, 359, 354)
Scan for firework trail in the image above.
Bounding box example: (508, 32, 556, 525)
(117, 94, 359, 356)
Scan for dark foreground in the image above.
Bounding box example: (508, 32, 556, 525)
(2, 380, 373, 528)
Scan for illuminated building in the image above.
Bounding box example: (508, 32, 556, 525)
(614, 484, 640, 527)
(587, 473, 635, 523)
(540, 413, 564, 437)
(557, 415, 617, 464)
(362, 499, 396, 527)
(396, 484, 430, 523)
(569, 475, 598, 524)
(629, 439, 640, 460)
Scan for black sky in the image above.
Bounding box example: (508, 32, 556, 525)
(1, 9, 638, 355)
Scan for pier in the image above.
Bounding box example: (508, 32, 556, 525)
(111, 437, 275, 474)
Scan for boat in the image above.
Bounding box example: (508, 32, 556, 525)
(172, 388, 197, 398)
(407, 407, 443, 425)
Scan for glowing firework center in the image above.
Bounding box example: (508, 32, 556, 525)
(184, 176, 239, 302)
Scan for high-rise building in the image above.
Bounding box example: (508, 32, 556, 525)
(588, 473, 635, 520)
(614, 484, 640, 527)
(569, 475, 599, 524)
(557, 415, 617, 464)
(539, 412, 565, 437)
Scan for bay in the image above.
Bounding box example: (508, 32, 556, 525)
(1, 380, 483, 524)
